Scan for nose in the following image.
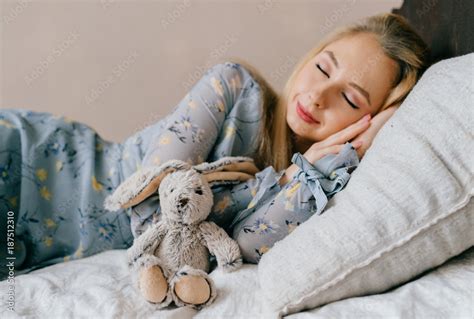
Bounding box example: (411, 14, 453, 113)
(178, 197, 189, 207)
(308, 82, 331, 109)
(308, 93, 324, 109)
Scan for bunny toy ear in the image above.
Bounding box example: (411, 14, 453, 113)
(104, 159, 191, 211)
(193, 156, 260, 187)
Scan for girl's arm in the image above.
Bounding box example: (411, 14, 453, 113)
(130, 62, 261, 238)
(228, 143, 359, 264)
(140, 62, 255, 167)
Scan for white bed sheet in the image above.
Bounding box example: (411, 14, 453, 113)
(1, 247, 473, 318)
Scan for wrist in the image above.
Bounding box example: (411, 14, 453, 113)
(279, 163, 299, 186)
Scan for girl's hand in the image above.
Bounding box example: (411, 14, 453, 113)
(304, 113, 372, 163)
(279, 107, 398, 186)
(279, 114, 371, 185)
(349, 106, 398, 159)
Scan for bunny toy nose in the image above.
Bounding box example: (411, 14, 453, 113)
(178, 197, 189, 207)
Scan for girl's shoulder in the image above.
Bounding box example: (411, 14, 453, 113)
(214, 59, 278, 102)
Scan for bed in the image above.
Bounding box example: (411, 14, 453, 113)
(1, 0, 473, 318)
(1, 247, 473, 318)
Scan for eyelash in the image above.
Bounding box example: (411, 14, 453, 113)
(315, 63, 360, 110)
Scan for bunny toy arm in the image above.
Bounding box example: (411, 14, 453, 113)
(127, 221, 167, 266)
(199, 221, 243, 273)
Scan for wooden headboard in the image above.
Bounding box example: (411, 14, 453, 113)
(392, 0, 473, 64)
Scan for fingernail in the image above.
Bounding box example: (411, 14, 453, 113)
(353, 141, 363, 148)
(362, 114, 371, 122)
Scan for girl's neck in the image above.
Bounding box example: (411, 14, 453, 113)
(290, 131, 313, 155)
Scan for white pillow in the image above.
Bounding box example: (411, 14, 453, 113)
(257, 53, 474, 316)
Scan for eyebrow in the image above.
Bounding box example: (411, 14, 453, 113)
(323, 50, 372, 106)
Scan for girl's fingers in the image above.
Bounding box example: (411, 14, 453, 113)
(308, 141, 363, 163)
(312, 144, 351, 162)
(318, 114, 371, 148)
(334, 115, 371, 144)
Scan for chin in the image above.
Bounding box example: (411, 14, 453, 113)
(288, 114, 320, 143)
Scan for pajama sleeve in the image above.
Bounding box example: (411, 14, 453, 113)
(129, 62, 261, 237)
(141, 62, 252, 167)
(230, 142, 360, 263)
(206, 165, 286, 233)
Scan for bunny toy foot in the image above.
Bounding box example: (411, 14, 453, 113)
(138, 265, 169, 304)
(170, 265, 217, 309)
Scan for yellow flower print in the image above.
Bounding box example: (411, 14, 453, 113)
(40, 186, 52, 200)
(224, 126, 236, 139)
(36, 168, 48, 182)
(215, 100, 225, 112)
(0, 119, 15, 128)
(247, 200, 256, 209)
(287, 221, 300, 234)
(136, 162, 141, 171)
(56, 160, 63, 172)
(210, 77, 224, 96)
(182, 119, 192, 129)
(122, 151, 130, 160)
(74, 242, 84, 258)
(258, 245, 270, 255)
(44, 218, 56, 228)
(8, 196, 18, 208)
(285, 182, 301, 198)
(43, 236, 53, 247)
(152, 156, 161, 165)
(214, 196, 231, 214)
(284, 200, 295, 211)
(159, 135, 171, 145)
(250, 188, 257, 197)
(64, 256, 71, 262)
(230, 75, 241, 91)
(246, 218, 279, 235)
(92, 176, 103, 192)
(188, 99, 197, 110)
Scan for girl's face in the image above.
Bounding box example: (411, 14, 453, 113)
(286, 32, 399, 145)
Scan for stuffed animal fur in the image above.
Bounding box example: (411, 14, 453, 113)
(104, 157, 259, 309)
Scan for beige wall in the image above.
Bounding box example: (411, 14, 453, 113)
(1, 0, 401, 142)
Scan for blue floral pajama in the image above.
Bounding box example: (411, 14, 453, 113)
(230, 143, 359, 263)
(0, 62, 262, 279)
(0, 61, 359, 280)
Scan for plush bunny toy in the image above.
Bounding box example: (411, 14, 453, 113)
(104, 157, 259, 309)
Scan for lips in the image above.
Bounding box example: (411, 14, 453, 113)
(296, 101, 319, 124)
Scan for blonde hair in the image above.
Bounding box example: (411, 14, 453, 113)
(226, 13, 429, 171)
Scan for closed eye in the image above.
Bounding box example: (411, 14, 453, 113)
(342, 93, 360, 109)
(316, 63, 329, 78)
(316, 63, 360, 110)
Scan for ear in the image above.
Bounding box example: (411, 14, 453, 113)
(104, 160, 191, 211)
(193, 156, 259, 187)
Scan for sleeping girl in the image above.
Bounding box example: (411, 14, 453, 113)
(0, 12, 429, 280)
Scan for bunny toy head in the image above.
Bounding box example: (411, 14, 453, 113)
(104, 156, 260, 214)
(159, 169, 213, 225)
